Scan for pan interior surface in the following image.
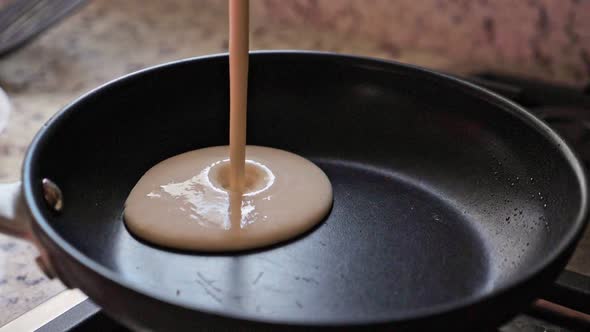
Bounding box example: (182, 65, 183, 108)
(111, 159, 490, 321)
(25, 52, 586, 324)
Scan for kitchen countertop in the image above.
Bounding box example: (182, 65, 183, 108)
(0, 0, 588, 326)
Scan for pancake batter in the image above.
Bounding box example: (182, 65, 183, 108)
(124, 0, 333, 251)
(124, 146, 332, 251)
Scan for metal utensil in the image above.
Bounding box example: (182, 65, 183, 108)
(0, 0, 86, 56)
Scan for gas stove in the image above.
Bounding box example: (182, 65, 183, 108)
(3, 73, 590, 332)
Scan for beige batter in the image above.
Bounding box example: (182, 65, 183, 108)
(124, 0, 333, 251)
(229, 0, 249, 192)
(124, 146, 332, 251)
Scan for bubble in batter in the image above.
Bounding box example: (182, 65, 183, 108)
(124, 146, 333, 251)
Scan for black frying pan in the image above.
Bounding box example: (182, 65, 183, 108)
(0, 51, 587, 331)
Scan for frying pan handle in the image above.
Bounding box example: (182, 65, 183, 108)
(0, 181, 30, 237)
(0, 181, 58, 278)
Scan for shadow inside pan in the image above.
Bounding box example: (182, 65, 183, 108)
(108, 158, 491, 321)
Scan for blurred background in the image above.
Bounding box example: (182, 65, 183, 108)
(0, 0, 589, 326)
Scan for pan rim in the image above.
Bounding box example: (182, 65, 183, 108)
(22, 50, 589, 326)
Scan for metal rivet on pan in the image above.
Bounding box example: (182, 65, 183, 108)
(42, 178, 63, 212)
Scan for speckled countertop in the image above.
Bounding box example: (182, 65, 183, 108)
(0, 0, 588, 326)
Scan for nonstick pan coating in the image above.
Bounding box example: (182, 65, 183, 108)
(23, 52, 588, 330)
